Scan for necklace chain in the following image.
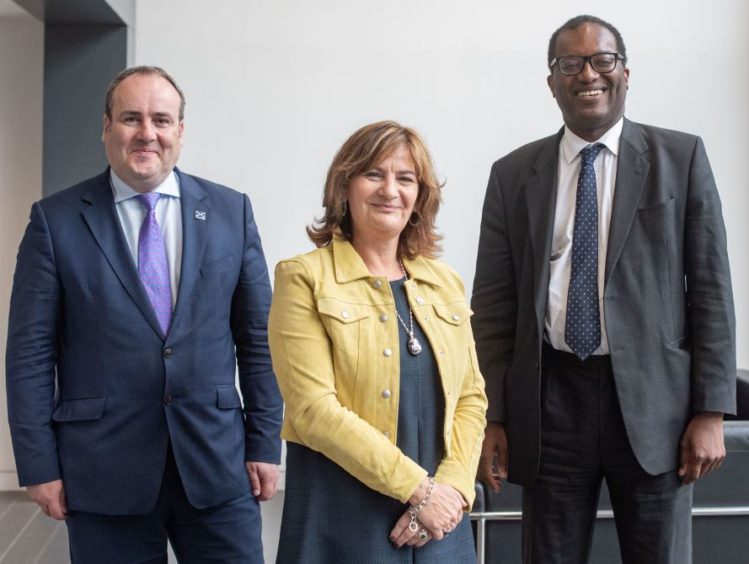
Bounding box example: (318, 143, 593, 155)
(395, 261, 422, 355)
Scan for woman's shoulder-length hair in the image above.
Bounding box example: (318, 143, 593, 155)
(307, 120, 443, 259)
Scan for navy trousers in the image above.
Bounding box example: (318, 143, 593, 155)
(66, 448, 263, 564)
(521, 344, 693, 564)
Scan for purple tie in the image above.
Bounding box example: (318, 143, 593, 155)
(136, 192, 172, 334)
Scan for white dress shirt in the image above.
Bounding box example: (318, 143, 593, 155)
(545, 118, 624, 355)
(110, 170, 183, 307)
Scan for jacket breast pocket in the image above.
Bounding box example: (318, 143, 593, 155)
(637, 198, 675, 254)
(430, 302, 474, 390)
(317, 298, 370, 393)
(432, 302, 473, 328)
(638, 197, 675, 223)
(52, 397, 106, 422)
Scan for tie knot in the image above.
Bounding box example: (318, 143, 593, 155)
(580, 143, 605, 165)
(136, 192, 160, 211)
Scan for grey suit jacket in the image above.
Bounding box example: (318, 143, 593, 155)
(471, 118, 736, 485)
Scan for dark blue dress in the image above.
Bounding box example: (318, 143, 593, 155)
(276, 278, 476, 563)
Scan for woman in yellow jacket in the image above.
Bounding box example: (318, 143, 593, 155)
(270, 121, 487, 563)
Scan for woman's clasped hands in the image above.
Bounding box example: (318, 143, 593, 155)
(389, 476, 467, 549)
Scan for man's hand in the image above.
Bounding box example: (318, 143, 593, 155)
(245, 461, 280, 501)
(678, 411, 726, 484)
(477, 422, 508, 493)
(27, 479, 67, 520)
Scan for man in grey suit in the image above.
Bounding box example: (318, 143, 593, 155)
(471, 15, 735, 563)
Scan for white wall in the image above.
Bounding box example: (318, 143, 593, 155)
(134, 0, 749, 366)
(0, 14, 44, 490)
(133, 1, 748, 560)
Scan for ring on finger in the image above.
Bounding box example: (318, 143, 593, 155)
(418, 528, 429, 541)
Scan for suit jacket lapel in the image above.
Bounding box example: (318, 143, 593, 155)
(527, 132, 562, 326)
(172, 169, 211, 328)
(80, 170, 165, 338)
(605, 119, 650, 284)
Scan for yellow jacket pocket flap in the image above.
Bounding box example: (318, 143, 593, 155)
(432, 303, 473, 326)
(317, 298, 370, 324)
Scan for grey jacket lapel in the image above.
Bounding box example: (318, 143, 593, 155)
(80, 170, 165, 338)
(605, 119, 650, 284)
(527, 132, 562, 326)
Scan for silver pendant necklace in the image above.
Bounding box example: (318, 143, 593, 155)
(395, 261, 422, 356)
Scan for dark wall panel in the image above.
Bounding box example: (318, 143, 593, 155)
(43, 24, 127, 194)
(13, 0, 134, 196)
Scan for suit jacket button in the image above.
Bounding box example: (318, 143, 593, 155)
(163, 348, 173, 358)
(163, 395, 172, 405)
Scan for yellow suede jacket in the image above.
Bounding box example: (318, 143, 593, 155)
(269, 238, 487, 507)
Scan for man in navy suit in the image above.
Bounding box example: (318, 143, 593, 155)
(472, 16, 735, 564)
(6, 66, 283, 563)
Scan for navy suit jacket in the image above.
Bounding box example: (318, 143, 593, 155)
(472, 119, 736, 485)
(6, 168, 283, 514)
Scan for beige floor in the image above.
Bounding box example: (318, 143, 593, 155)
(0, 492, 177, 563)
(0, 492, 68, 563)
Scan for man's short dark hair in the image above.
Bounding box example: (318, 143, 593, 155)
(547, 15, 628, 67)
(104, 66, 185, 120)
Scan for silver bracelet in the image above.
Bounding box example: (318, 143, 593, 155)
(408, 477, 435, 532)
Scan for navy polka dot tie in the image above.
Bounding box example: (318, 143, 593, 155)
(565, 143, 605, 360)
